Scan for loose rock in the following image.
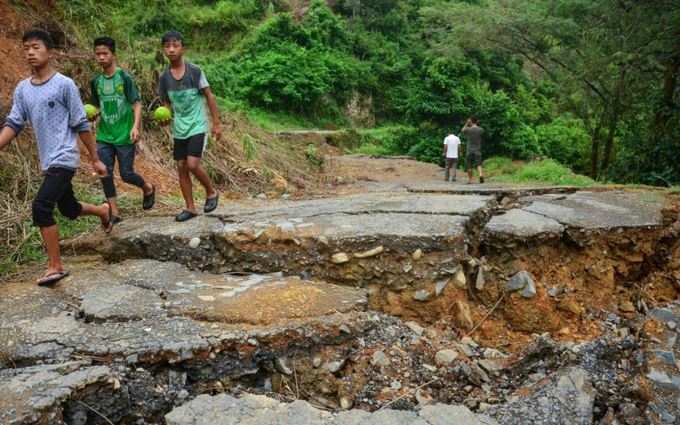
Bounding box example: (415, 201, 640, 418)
(435, 349, 459, 366)
(413, 289, 431, 302)
(331, 253, 350, 264)
(371, 350, 390, 368)
(354, 246, 384, 259)
(454, 269, 467, 289)
(405, 321, 425, 336)
(506, 271, 536, 294)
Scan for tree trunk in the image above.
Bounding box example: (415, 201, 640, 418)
(601, 112, 618, 176)
(589, 120, 603, 179)
(654, 58, 679, 133)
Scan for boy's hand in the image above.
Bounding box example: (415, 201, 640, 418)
(92, 160, 108, 177)
(130, 127, 140, 143)
(211, 123, 222, 140)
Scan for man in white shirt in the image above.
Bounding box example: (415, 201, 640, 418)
(442, 133, 461, 182)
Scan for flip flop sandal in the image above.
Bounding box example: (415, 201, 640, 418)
(175, 210, 198, 222)
(143, 184, 156, 211)
(204, 193, 219, 213)
(102, 202, 115, 234)
(37, 270, 70, 286)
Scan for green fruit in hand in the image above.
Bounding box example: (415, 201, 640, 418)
(154, 106, 172, 122)
(84, 104, 98, 120)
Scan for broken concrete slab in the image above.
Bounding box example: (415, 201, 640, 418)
(0, 361, 112, 425)
(80, 284, 162, 322)
(164, 393, 499, 425)
(0, 260, 370, 367)
(69, 193, 493, 283)
(84, 212, 471, 287)
(523, 191, 664, 229)
(483, 209, 564, 240)
(102, 260, 368, 325)
(212, 193, 495, 220)
(405, 182, 580, 198)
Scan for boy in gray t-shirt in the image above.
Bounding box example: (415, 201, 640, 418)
(158, 30, 222, 223)
(0, 30, 113, 286)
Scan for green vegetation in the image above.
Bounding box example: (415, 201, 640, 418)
(484, 157, 595, 187)
(53, 0, 679, 186)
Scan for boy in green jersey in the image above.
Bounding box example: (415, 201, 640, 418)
(158, 31, 221, 222)
(90, 37, 155, 221)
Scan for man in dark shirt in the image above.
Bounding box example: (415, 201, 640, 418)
(461, 116, 485, 184)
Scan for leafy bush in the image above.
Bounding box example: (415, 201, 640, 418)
(535, 117, 590, 173)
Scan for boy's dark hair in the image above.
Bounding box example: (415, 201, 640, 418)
(161, 30, 184, 45)
(470, 116, 479, 124)
(22, 29, 54, 49)
(94, 36, 116, 53)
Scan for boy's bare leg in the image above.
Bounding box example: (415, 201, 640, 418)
(187, 156, 217, 198)
(39, 202, 108, 279)
(177, 160, 197, 212)
(40, 225, 63, 278)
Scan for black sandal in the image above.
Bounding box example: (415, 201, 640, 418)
(37, 270, 70, 286)
(204, 193, 219, 213)
(143, 184, 156, 210)
(175, 210, 198, 222)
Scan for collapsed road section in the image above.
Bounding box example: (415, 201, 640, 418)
(1, 188, 678, 424)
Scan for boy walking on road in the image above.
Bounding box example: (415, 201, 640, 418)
(461, 116, 485, 184)
(90, 36, 155, 222)
(158, 31, 221, 222)
(442, 132, 461, 182)
(0, 30, 113, 286)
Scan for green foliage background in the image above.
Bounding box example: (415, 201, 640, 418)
(57, 0, 680, 185)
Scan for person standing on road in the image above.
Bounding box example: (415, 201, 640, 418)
(461, 116, 485, 184)
(442, 132, 461, 182)
(90, 36, 156, 223)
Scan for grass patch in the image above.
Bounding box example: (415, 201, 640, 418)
(352, 143, 391, 156)
(484, 157, 595, 187)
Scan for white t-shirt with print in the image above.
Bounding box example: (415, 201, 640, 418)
(443, 134, 461, 158)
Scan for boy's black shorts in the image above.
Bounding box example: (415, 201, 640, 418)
(32, 167, 82, 227)
(173, 133, 207, 161)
